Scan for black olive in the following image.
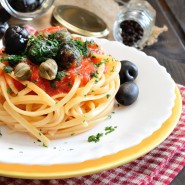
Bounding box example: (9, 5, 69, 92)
(8, 0, 43, 12)
(0, 22, 9, 39)
(116, 82, 139, 106)
(3, 26, 29, 54)
(119, 60, 138, 84)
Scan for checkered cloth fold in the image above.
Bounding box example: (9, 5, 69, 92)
(0, 85, 185, 185)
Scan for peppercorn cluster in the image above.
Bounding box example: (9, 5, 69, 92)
(120, 20, 144, 46)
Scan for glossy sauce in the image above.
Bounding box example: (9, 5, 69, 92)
(29, 58, 97, 96)
(1, 26, 104, 97)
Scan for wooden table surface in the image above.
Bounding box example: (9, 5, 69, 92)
(3, 0, 185, 184)
(144, 1, 185, 184)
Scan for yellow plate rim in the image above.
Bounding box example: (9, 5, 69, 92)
(0, 86, 182, 179)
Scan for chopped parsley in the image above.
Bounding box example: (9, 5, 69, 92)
(3, 66, 13, 73)
(43, 143, 48, 147)
(105, 126, 117, 135)
(90, 71, 99, 78)
(55, 71, 68, 81)
(87, 125, 118, 143)
(6, 88, 12, 94)
(110, 66, 115, 72)
(95, 58, 108, 67)
(94, 79, 99, 84)
(8, 148, 14, 150)
(72, 39, 89, 56)
(26, 36, 60, 64)
(0, 55, 25, 67)
(106, 94, 111, 99)
(107, 114, 112, 119)
(88, 133, 103, 143)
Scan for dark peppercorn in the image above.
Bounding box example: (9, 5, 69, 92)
(119, 20, 144, 46)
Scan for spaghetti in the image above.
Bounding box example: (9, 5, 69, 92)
(0, 26, 121, 146)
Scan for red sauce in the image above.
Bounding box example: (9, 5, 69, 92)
(20, 58, 97, 97)
(2, 26, 104, 97)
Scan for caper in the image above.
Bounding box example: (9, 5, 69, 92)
(39, 59, 58, 80)
(14, 63, 32, 80)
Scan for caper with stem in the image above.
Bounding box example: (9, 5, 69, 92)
(14, 62, 32, 80)
(39, 59, 58, 80)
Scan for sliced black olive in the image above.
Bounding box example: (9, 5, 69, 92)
(0, 22, 9, 39)
(8, 0, 43, 12)
(116, 82, 139, 106)
(119, 60, 138, 84)
(57, 43, 82, 69)
(3, 26, 29, 54)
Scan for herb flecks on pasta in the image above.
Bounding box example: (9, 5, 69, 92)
(0, 26, 121, 146)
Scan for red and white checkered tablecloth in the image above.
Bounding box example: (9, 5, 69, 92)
(0, 85, 185, 185)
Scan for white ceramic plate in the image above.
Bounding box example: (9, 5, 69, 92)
(0, 38, 176, 165)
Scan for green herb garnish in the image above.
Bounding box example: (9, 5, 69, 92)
(26, 36, 60, 64)
(94, 79, 99, 84)
(43, 143, 48, 147)
(88, 133, 103, 143)
(55, 71, 67, 81)
(6, 88, 12, 94)
(95, 58, 108, 67)
(106, 94, 111, 99)
(72, 39, 90, 57)
(90, 71, 99, 78)
(105, 126, 117, 135)
(3, 66, 13, 73)
(0, 55, 25, 67)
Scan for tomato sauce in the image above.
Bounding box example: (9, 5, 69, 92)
(21, 57, 97, 97)
(2, 26, 104, 97)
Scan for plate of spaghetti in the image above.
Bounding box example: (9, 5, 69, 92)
(0, 26, 176, 166)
